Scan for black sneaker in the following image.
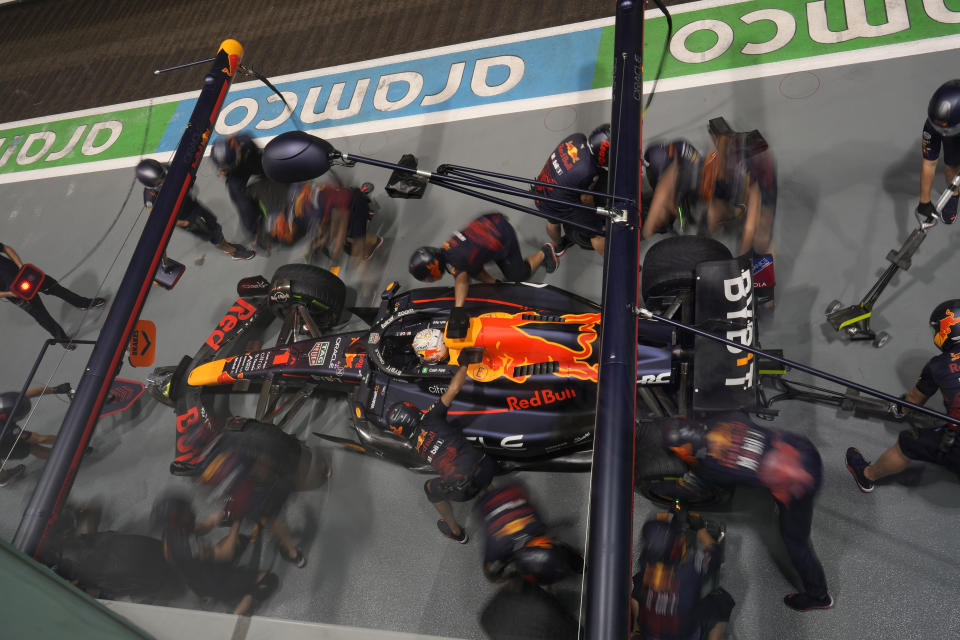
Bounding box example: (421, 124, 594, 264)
(784, 593, 834, 612)
(0, 464, 25, 488)
(230, 245, 256, 261)
(845, 447, 875, 493)
(437, 519, 468, 544)
(541, 243, 558, 274)
(555, 237, 574, 257)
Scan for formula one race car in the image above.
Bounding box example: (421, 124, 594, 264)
(148, 234, 764, 505)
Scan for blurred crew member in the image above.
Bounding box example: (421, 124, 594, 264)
(211, 134, 269, 238)
(662, 412, 832, 611)
(631, 512, 734, 640)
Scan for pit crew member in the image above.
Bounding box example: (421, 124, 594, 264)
(136, 159, 255, 260)
(631, 512, 734, 640)
(211, 134, 269, 239)
(385, 364, 497, 543)
(918, 80, 960, 224)
(643, 128, 776, 257)
(153, 494, 279, 615)
(846, 299, 960, 492)
(662, 413, 832, 611)
(0, 242, 105, 348)
(408, 212, 557, 336)
(475, 482, 583, 584)
(0, 384, 73, 486)
(532, 124, 610, 255)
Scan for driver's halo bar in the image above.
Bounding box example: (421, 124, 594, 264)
(635, 306, 960, 427)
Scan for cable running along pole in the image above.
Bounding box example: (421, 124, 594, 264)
(583, 1, 643, 637)
(13, 39, 244, 558)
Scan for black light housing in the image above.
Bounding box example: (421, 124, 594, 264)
(262, 131, 337, 183)
(12, 264, 46, 300)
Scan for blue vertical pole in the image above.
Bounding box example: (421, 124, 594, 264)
(13, 39, 245, 558)
(584, 1, 642, 638)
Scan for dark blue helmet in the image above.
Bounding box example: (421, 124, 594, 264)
(150, 494, 196, 533)
(640, 518, 683, 564)
(135, 159, 166, 187)
(386, 401, 421, 439)
(409, 247, 446, 282)
(512, 537, 583, 585)
(928, 80, 960, 137)
(930, 299, 960, 351)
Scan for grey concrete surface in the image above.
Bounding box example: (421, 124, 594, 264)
(2, 46, 960, 639)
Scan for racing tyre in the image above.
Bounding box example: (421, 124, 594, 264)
(634, 419, 731, 509)
(270, 264, 346, 328)
(641, 236, 732, 302)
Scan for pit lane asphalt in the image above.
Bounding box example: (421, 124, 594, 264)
(2, 49, 960, 639)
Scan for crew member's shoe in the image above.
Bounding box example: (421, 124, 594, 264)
(554, 236, 574, 258)
(82, 297, 106, 310)
(784, 593, 834, 612)
(437, 519, 468, 544)
(282, 547, 307, 569)
(941, 192, 959, 225)
(230, 245, 256, 261)
(541, 243, 558, 274)
(0, 464, 25, 488)
(364, 236, 385, 261)
(845, 447, 875, 493)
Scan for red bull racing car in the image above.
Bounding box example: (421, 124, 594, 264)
(149, 235, 766, 504)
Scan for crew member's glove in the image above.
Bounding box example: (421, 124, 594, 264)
(916, 201, 937, 223)
(459, 347, 485, 365)
(889, 394, 907, 419)
(446, 307, 470, 339)
(52, 383, 72, 395)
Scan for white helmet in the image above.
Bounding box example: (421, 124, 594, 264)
(413, 328, 447, 364)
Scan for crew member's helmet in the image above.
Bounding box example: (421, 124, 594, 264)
(135, 159, 167, 188)
(661, 417, 708, 466)
(929, 299, 960, 351)
(212, 137, 238, 170)
(413, 328, 448, 364)
(150, 494, 196, 533)
(928, 80, 960, 137)
(409, 247, 446, 282)
(640, 518, 684, 564)
(587, 124, 611, 168)
(385, 401, 421, 439)
(512, 537, 584, 585)
(643, 142, 671, 190)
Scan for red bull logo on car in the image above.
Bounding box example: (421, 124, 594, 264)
(506, 387, 576, 411)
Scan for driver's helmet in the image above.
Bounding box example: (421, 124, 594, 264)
(587, 124, 611, 168)
(135, 159, 167, 188)
(512, 537, 583, 585)
(929, 299, 960, 351)
(150, 493, 196, 533)
(386, 401, 421, 439)
(661, 417, 708, 466)
(928, 80, 960, 137)
(640, 517, 684, 564)
(413, 328, 448, 364)
(409, 247, 446, 282)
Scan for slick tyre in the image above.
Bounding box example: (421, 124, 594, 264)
(634, 419, 731, 509)
(641, 236, 732, 302)
(270, 264, 346, 329)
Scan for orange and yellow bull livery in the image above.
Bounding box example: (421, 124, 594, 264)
(935, 309, 960, 348)
(445, 311, 601, 384)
